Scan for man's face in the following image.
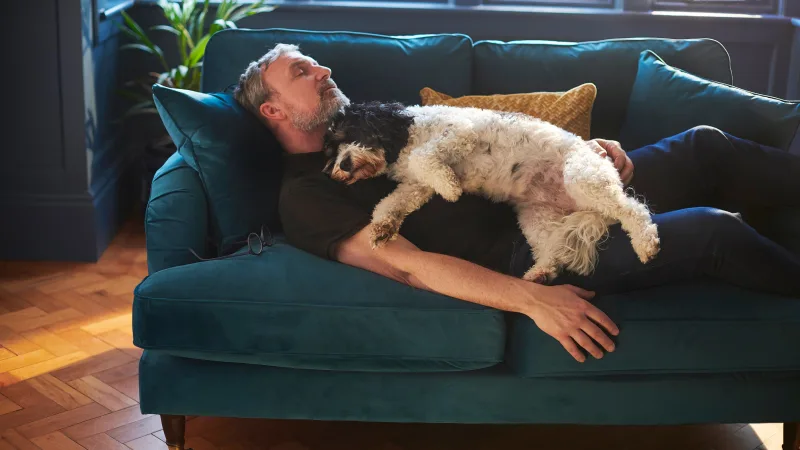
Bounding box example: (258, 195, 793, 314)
(261, 51, 349, 131)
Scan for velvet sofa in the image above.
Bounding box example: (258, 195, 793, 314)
(131, 28, 800, 450)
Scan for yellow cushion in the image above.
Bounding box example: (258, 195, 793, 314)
(419, 83, 598, 140)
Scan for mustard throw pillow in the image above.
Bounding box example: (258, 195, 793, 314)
(419, 83, 597, 140)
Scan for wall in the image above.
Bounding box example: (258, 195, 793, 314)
(0, 0, 132, 261)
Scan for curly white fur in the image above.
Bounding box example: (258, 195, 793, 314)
(340, 105, 660, 282)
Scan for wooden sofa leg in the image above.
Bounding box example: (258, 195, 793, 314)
(785, 422, 799, 450)
(161, 415, 190, 450)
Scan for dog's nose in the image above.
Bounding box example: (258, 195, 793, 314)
(339, 155, 353, 172)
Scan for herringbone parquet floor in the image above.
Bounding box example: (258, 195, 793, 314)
(0, 217, 792, 450)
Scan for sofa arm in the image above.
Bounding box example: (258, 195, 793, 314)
(145, 152, 211, 274)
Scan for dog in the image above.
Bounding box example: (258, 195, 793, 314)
(322, 101, 660, 283)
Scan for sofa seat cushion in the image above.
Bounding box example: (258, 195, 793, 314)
(506, 282, 800, 377)
(472, 37, 732, 144)
(132, 238, 505, 372)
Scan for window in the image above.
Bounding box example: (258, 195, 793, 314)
(651, 0, 776, 14)
(481, 0, 613, 8)
(98, 0, 136, 19)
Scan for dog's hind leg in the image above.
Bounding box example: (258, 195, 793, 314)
(517, 206, 609, 282)
(515, 205, 565, 283)
(370, 182, 435, 248)
(563, 148, 660, 264)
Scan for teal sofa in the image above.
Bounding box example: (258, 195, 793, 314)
(132, 28, 800, 449)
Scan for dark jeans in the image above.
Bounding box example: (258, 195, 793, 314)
(510, 126, 800, 297)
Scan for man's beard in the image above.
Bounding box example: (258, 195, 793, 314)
(288, 87, 350, 132)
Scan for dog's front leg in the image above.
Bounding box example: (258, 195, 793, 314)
(408, 153, 461, 202)
(407, 120, 477, 202)
(370, 182, 435, 248)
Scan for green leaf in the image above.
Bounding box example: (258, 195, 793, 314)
(188, 34, 210, 67)
(121, 10, 169, 71)
(193, 10, 207, 43)
(194, 0, 209, 43)
(159, 0, 183, 29)
(156, 73, 171, 86)
(182, 0, 197, 22)
(179, 32, 188, 66)
(171, 65, 190, 88)
(149, 24, 181, 36)
(216, 0, 235, 21)
(121, 11, 159, 50)
(180, 26, 196, 50)
(227, 4, 251, 23)
(226, 20, 237, 29)
(120, 43, 157, 55)
(117, 25, 144, 43)
(229, 2, 276, 23)
(209, 18, 227, 35)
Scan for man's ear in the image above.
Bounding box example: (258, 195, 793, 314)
(259, 101, 285, 122)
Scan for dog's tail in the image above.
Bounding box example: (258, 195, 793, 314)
(550, 211, 610, 276)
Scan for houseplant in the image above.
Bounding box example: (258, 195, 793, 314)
(118, 0, 275, 207)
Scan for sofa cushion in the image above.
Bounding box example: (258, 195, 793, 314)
(619, 50, 800, 151)
(202, 28, 474, 104)
(472, 38, 732, 144)
(506, 282, 800, 377)
(152, 85, 283, 255)
(419, 83, 597, 139)
(132, 237, 505, 372)
(145, 152, 210, 274)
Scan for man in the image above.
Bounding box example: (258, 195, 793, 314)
(234, 43, 800, 363)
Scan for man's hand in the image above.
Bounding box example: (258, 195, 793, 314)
(587, 138, 635, 186)
(335, 226, 620, 363)
(521, 284, 618, 362)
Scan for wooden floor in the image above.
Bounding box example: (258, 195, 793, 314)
(0, 217, 791, 450)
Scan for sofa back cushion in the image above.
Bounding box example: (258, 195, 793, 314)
(202, 28, 474, 104)
(472, 38, 732, 145)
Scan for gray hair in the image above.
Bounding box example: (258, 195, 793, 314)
(233, 43, 299, 117)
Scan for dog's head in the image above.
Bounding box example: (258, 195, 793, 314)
(322, 101, 413, 185)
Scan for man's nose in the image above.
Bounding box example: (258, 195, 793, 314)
(316, 65, 332, 80)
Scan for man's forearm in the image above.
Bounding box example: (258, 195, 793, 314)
(395, 248, 539, 315)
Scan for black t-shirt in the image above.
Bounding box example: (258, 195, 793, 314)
(278, 151, 524, 274)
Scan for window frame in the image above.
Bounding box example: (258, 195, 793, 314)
(478, 0, 614, 9)
(650, 0, 777, 14)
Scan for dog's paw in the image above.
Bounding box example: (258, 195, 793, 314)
(370, 220, 400, 249)
(631, 223, 660, 263)
(437, 184, 463, 203)
(523, 265, 558, 284)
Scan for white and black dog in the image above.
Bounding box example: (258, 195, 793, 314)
(322, 101, 660, 283)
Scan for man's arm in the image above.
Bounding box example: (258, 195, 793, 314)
(333, 226, 619, 363)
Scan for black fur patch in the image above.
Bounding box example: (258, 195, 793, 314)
(511, 162, 521, 174)
(324, 101, 413, 165)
